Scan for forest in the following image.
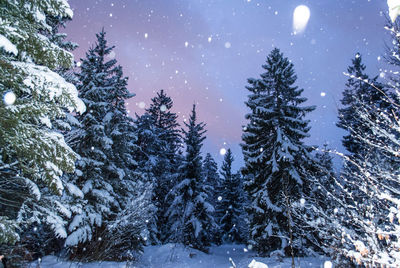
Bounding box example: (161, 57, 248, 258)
(1, 0, 400, 267)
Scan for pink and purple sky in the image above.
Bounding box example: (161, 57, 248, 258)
(64, 0, 389, 170)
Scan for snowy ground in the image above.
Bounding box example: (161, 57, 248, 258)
(29, 244, 330, 267)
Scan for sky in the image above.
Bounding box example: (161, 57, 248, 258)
(64, 0, 390, 171)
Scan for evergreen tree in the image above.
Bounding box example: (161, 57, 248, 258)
(337, 53, 387, 158)
(289, 144, 341, 257)
(65, 30, 150, 260)
(105, 62, 152, 260)
(219, 149, 247, 243)
(134, 113, 162, 244)
(0, 0, 84, 250)
(145, 89, 181, 243)
(166, 105, 215, 252)
(202, 153, 223, 244)
(202, 153, 220, 207)
(241, 48, 316, 256)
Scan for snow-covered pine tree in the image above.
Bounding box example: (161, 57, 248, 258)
(241, 48, 316, 256)
(0, 0, 84, 250)
(337, 53, 388, 158)
(16, 10, 85, 259)
(312, 144, 339, 214)
(331, 78, 400, 266)
(133, 113, 161, 245)
(102, 61, 152, 260)
(65, 30, 151, 261)
(325, 14, 400, 265)
(166, 104, 215, 252)
(289, 144, 342, 257)
(145, 89, 181, 243)
(202, 153, 223, 244)
(219, 149, 247, 244)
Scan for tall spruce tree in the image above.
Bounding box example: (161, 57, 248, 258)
(241, 48, 316, 256)
(145, 89, 181, 243)
(65, 30, 150, 260)
(202, 153, 221, 207)
(166, 104, 215, 252)
(219, 149, 247, 243)
(337, 53, 387, 158)
(202, 153, 223, 244)
(0, 0, 84, 251)
(105, 63, 152, 260)
(134, 113, 162, 244)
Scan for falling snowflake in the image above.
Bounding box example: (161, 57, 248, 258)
(3, 91, 16, 106)
(224, 42, 231, 48)
(324, 260, 333, 268)
(220, 148, 227, 155)
(138, 101, 146, 109)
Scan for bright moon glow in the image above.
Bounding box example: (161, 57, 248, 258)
(220, 148, 227, 155)
(4, 91, 16, 106)
(320, 92, 326, 97)
(293, 5, 311, 34)
(160, 104, 167, 112)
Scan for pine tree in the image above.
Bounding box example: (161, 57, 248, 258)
(337, 53, 388, 158)
(65, 30, 150, 260)
(202, 154, 220, 207)
(145, 89, 181, 243)
(134, 113, 162, 244)
(0, 0, 84, 249)
(104, 62, 152, 260)
(289, 144, 341, 257)
(219, 149, 247, 243)
(202, 153, 223, 244)
(241, 48, 316, 256)
(166, 104, 215, 252)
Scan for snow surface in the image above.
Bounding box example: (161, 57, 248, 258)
(30, 244, 329, 268)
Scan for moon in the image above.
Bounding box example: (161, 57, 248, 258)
(293, 5, 311, 34)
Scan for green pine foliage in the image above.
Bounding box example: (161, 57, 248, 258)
(65, 30, 150, 261)
(202, 153, 223, 244)
(166, 104, 215, 252)
(218, 149, 247, 244)
(337, 53, 388, 158)
(144, 89, 182, 244)
(0, 0, 84, 247)
(241, 48, 316, 255)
